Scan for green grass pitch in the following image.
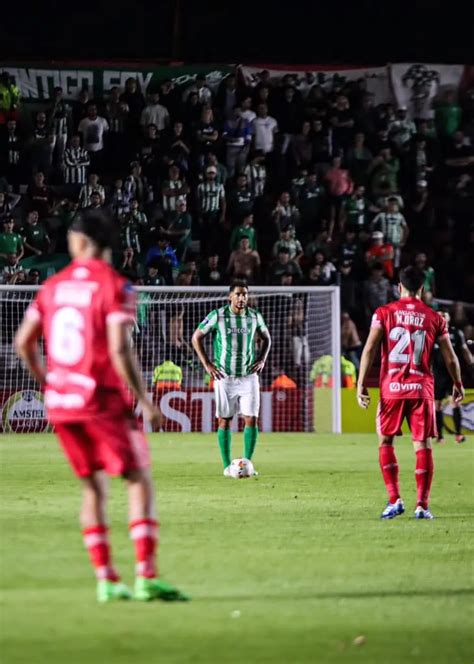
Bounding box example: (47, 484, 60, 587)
(0, 433, 473, 664)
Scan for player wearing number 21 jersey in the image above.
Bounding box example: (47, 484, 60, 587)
(15, 212, 188, 603)
(192, 280, 271, 477)
(357, 266, 464, 520)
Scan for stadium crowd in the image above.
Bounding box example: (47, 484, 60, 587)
(0, 68, 473, 344)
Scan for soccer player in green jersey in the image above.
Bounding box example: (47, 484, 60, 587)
(192, 280, 271, 476)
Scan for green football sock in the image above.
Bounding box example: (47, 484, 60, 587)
(244, 426, 258, 460)
(217, 428, 232, 467)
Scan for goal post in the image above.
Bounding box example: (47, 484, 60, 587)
(0, 285, 341, 434)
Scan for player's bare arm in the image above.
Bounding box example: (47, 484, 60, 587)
(107, 319, 162, 428)
(438, 335, 465, 404)
(357, 326, 383, 409)
(191, 328, 224, 380)
(250, 327, 271, 375)
(14, 316, 47, 384)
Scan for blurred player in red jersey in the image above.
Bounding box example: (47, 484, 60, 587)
(357, 266, 464, 520)
(15, 212, 188, 602)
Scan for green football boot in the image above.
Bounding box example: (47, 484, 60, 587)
(133, 576, 190, 602)
(97, 579, 132, 603)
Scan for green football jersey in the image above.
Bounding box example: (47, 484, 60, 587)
(198, 305, 268, 378)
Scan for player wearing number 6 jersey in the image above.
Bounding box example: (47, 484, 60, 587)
(357, 266, 464, 520)
(14, 212, 188, 603)
(192, 280, 271, 476)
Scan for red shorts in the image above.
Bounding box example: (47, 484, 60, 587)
(54, 414, 150, 478)
(376, 398, 437, 442)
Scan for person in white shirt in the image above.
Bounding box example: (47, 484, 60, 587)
(241, 96, 256, 128)
(182, 74, 213, 105)
(253, 103, 278, 154)
(78, 103, 109, 171)
(140, 92, 170, 132)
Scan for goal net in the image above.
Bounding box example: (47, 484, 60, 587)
(0, 285, 341, 433)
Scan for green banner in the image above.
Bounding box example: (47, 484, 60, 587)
(0, 61, 233, 101)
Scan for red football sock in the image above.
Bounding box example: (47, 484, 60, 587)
(129, 519, 159, 578)
(415, 448, 434, 509)
(379, 445, 400, 504)
(82, 525, 119, 581)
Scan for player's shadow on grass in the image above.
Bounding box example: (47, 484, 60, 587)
(203, 588, 474, 601)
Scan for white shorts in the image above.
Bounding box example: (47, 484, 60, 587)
(214, 374, 260, 419)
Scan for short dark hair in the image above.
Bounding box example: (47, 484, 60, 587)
(70, 212, 117, 250)
(399, 266, 425, 293)
(229, 279, 248, 293)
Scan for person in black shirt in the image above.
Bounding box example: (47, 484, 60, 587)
(434, 311, 474, 444)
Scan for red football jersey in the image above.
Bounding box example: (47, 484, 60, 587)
(371, 296, 448, 400)
(26, 258, 136, 423)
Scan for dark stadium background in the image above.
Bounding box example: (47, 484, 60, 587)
(0, 0, 471, 63)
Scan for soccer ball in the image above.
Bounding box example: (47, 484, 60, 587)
(229, 458, 254, 479)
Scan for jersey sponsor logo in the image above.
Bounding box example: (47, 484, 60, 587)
(395, 311, 426, 327)
(226, 327, 248, 335)
(54, 281, 99, 306)
(389, 382, 423, 392)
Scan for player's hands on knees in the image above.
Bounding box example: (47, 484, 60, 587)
(357, 385, 370, 409)
(452, 383, 465, 404)
(141, 400, 163, 429)
(250, 360, 265, 375)
(205, 363, 225, 380)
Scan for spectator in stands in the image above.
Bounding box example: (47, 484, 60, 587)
(330, 95, 355, 150)
(371, 197, 409, 267)
(199, 252, 225, 285)
(230, 213, 257, 251)
(223, 105, 252, 178)
(0, 253, 25, 284)
(341, 310, 362, 371)
(109, 177, 131, 219)
(363, 262, 391, 320)
(140, 91, 170, 132)
(272, 226, 303, 262)
(312, 249, 336, 284)
(162, 121, 191, 174)
(0, 118, 23, 185)
(124, 161, 148, 206)
(368, 146, 400, 197)
(244, 150, 267, 199)
(106, 86, 129, 136)
(366, 230, 394, 279)
(120, 77, 145, 134)
(162, 164, 190, 219)
(78, 103, 109, 172)
(435, 90, 462, 138)
(339, 260, 359, 318)
(145, 234, 179, 285)
(197, 166, 226, 252)
(275, 86, 303, 157)
(29, 111, 54, 177)
(389, 106, 417, 152)
(49, 86, 71, 166)
(200, 151, 227, 184)
(0, 217, 23, 263)
(345, 132, 373, 185)
(21, 210, 50, 257)
(340, 184, 374, 236)
(160, 197, 192, 260)
(144, 258, 166, 286)
(272, 191, 300, 233)
(253, 103, 278, 155)
(182, 73, 212, 105)
(415, 252, 436, 295)
(72, 88, 91, 130)
(339, 228, 362, 264)
(297, 169, 326, 236)
(27, 172, 52, 220)
(291, 120, 313, 169)
(195, 107, 220, 164)
(0, 190, 20, 220)
(137, 124, 161, 181)
(216, 72, 240, 120)
(159, 79, 179, 117)
(267, 246, 302, 284)
(227, 235, 261, 282)
(227, 172, 254, 226)
(78, 172, 105, 208)
(324, 155, 354, 237)
(86, 191, 105, 212)
(241, 96, 256, 127)
(63, 134, 90, 191)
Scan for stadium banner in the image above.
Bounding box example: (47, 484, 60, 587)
(0, 388, 313, 434)
(341, 388, 474, 435)
(390, 63, 466, 119)
(239, 63, 390, 104)
(0, 62, 234, 100)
